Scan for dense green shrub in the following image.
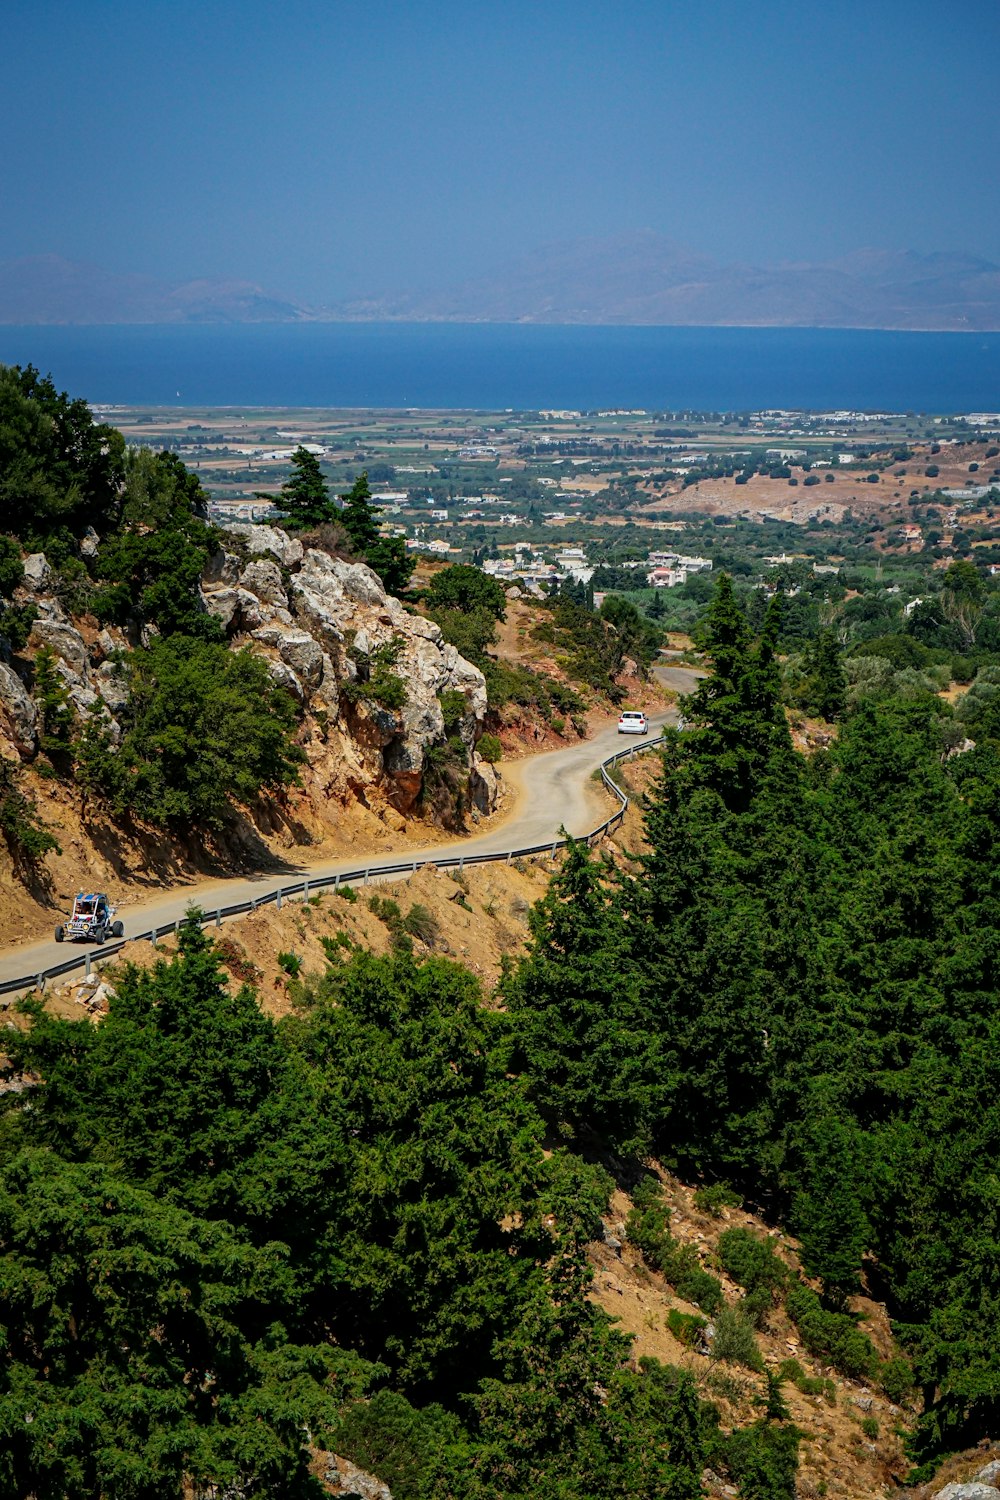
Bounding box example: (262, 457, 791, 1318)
(676, 1267, 724, 1315)
(784, 1282, 878, 1382)
(0, 758, 60, 868)
(694, 1183, 743, 1216)
(75, 636, 303, 827)
(717, 1229, 788, 1298)
(625, 1177, 697, 1284)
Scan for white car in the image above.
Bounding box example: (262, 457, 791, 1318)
(617, 710, 648, 735)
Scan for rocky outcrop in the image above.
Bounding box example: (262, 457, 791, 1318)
(228, 529, 487, 815)
(22, 553, 52, 590)
(228, 522, 303, 568)
(321, 1455, 392, 1500)
(239, 558, 288, 609)
(469, 751, 500, 815)
(0, 662, 37, 755)
(932, 1486, 1000, 1500)
(0, 529, 493, 842)
(30, 620, 89, 677)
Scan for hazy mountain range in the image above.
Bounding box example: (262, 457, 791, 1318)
(4, 235, 1000, 330)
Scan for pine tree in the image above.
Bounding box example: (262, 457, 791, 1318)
(339, 471, 380, 551)
(805, 630, 847, 722)
(275, 446, 334, 529)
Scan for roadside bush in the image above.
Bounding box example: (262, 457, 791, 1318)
(343, 637, 408, 711)
(723, 1419, 800, 1500)
(0, 758, 61, 870)
(426, 564, 507, 620)
(666, 1308, 706, 1348)
(75, 636, 303, 829)
(438, 689, 468, 735)
(777, 1358, 835, 1404)
(402, 904, 440, 947)
(475, 732, 503, 764)
(626, 1177, 698, 1284)
(879, 1355, 915, 1404)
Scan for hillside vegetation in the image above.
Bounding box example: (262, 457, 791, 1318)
(4, 368, 1000, 1498)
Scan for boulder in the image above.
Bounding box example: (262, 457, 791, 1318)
(31, 596, 69, 623)
(95, 661, 129, 714)
(933, 1486, 1000, 1500)
(0, 661, 37, 753)
(322, 1454, 392, 1500)
(29, 620, 89, 677)
(228, 523, 304, 568)
(265, 659, 304, 701)
(278, 631, 325, 690)
(978, 1465, 1000, 1487)
(79, 526, 100, 560)
(200, 587, 242, 630)
(22, 553, 52, 590)
(469, 752, 499, 814)
(239, 558, 288, 608)
(203, 548, 241, 585)
(66, 685, 121, 746)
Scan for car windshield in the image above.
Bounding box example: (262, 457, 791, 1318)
(75, 901, 94, 916)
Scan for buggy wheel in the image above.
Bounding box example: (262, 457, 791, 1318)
(112, 921, 124, 939)
(54, 925, 64, 943)
(94, 927, 106, 945)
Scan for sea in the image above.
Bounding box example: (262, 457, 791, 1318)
(1, 322, 998, 413)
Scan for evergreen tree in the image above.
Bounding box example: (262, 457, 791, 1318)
(504, 839, 663, 1153)
(804, 630, 847, 721)
(274, 446, 334, 529)
(339, 471, 380, 550)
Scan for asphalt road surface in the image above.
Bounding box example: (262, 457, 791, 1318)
(0, 675, 703, 989)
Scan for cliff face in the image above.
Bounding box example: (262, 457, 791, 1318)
(0, 527, 494, 937)
(202, 524, 489, 821)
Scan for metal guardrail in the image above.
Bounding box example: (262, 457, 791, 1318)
(0, 734, 665, 1001)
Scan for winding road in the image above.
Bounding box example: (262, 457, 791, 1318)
(0, 666, 704, 992)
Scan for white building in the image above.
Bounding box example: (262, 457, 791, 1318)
(647, 567, 687, 588)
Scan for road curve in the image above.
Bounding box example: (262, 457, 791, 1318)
(0, 681, 701, 989)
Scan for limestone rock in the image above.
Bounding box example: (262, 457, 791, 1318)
(79, 526, 100, 560)
(201, 587, 242, 629)
(279, 631, 325, 690)
(31, 596, 69, 623)
(22, 553, 52, 590)
(265, 659, 304, 701)
(29, 620, 89, 677)
(322, 1455, 392, 1500)
(0, 661, 37, 753)
(287, 548, 487, 811)
(203, 548, 241, 585)
(933, 1486, 1000, 1500)
(228, 523, 304, 568)
(200, 586, 268, 633)
(239, 558, 288, 608)
(469, 752, 499, 815)
(95, 661, 129, 714)
(977, 1465, 1000, 1487)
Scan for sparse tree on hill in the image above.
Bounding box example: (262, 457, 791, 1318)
(274, 446, 335, 529)
(338, 471, 380, 551)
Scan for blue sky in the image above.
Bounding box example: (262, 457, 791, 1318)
(2, 0, 997, 302)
